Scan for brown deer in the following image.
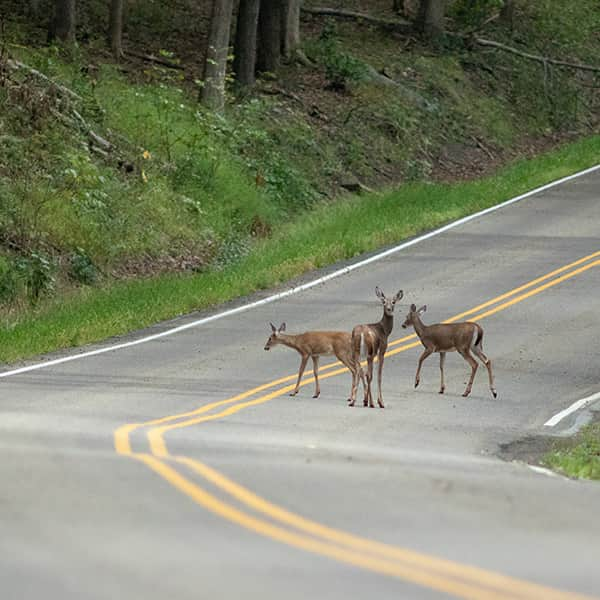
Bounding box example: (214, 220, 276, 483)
(401, 304, 497, 398)
(264, 323, 365, 400)
(349, 287, 403, 408)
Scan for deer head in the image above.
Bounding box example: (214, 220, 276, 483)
(402, 303, 426, 329)
(376, 286, 403, 317)
(264, 322, 286, 350)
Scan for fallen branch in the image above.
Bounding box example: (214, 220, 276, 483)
(363, 64, 436, 112)
(125, 50, 185, 71)
(301, 6, 412, 34)
(474, 38, 600, 73)
(6, 58, 82, 100)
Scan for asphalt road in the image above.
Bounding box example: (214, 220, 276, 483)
(1, 168, 599, 600)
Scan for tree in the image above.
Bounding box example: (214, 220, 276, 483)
(281, 0, 301, 60)
(416, 0, 446, 42)
(48, 0, 76, 43)
(392, 0, 404, 14)
(233, 0, 260, 88)
(257, 0, 282, 73)
(500, 0, 515, 28)
(200, 0, 235, 110)
(109, 0, 124, 59)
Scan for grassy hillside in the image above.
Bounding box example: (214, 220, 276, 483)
(0, 0, 598, 361)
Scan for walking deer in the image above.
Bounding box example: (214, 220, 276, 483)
(401, 304, 497, 398)
(349, 287, 403, 408)
(264, 323, 365, 400)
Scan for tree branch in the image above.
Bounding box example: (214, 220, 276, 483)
(6, 58, 82, 100)
(301, 6, 413, 34)
(474, 38, 600, 73)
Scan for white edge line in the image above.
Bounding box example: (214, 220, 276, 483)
(544, 391, 600, 427)
(528, 465, 560, 478)
(2, 163, 599, 379)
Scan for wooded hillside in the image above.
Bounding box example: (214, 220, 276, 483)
(0, 0, 598, 324)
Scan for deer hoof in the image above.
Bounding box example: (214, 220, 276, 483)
(492, 390, 498, 398)
(289, 391, 298, 397)
(439, 388, 445, 394)
(348, 401, 355, 407)
(462, 391, 471, 397)
(414, 381, 420, 389)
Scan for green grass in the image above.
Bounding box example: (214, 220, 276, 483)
(543, 422, 600, 480)
(1, 134, 598, 364)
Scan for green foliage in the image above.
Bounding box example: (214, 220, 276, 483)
(450, 0, 504, 30)
(15, 251, 56, 305)
(543, 423, 600, 480)
(308, 23, 368, 91)
(0, 256, 21, 304)
(69, 249, 99, 285)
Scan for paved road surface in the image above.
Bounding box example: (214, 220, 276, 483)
(1, 169, 599, 600)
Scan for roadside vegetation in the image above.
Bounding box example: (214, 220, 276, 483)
(0, 0, 599, 363)
(543, 422, 600, 480)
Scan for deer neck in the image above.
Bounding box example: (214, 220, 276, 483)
(412, 314, 428, 340)
(277, 333, 300, 350)
(380, 312, 394, 337)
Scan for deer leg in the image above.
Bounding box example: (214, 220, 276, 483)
(291, 354, 309, 396)
(458, 348, 478, 397)
(376, 349, 386, 408)
(439, 351, 446, 394)
(365, 357, 374, 407)
(472, 346, 497, 398)
(311, 356, 320, 398)
(339, 355, 362, 404)
(414, 348, 433, 389)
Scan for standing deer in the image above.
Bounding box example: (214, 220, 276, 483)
(264, 323, 365, 400)
(349, 287, 403, 408)
(401, 304, 497, 398)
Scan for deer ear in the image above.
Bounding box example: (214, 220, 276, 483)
(375, 286, 385, 301)
(279, 322, 286, 332)
(270, 322, 277, 332)
(393, 290, 403, 303)
(410, 303, 417, 311)
(418, 305, 427, 314)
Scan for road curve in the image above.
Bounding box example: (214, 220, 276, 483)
(1, 169, 600, 600)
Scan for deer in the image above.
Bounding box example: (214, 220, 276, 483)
(264, 323, 366, 401)
(349, 287, 403, 408)
(401, 304, 497, 398)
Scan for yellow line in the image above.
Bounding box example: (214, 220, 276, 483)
(173, 455, 592, 600)
(115, 252, 600, 600)
(136, 452, 575, 600)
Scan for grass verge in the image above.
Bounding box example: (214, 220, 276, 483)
(1, 134, 599, 364)
(543, 422, 600, 480)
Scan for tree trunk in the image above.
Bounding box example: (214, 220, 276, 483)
(257, 0, 282, 74)
(392, 0, 404, 14)
(200, 0, 235, 110)
(233, 0, 260, 88)
(416, 0, 446, 41)
(281, 0, 301, 60)
(49, 0, 76, 43)
(109, 0, 124, 59)
(500, 0, 514, 29)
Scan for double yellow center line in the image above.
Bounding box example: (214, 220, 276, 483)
(114, 249, 600, 600)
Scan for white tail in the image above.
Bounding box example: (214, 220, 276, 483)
(349, 287, 403, 408)
(401, 304, 497, 398)
(264, 322, 365, 400)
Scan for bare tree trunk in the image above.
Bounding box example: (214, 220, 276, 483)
(282, 0, 301, 60)
(500, 0, 514, 29)
(416, 0, 446, 41)
(28, 0, 41, 18)
(109, 0, 124, 59)
(257, 0, 282, 73)
(200, 0, 235, 110)
(233, 0, 260, 88)
(48, 0, 76, 43)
